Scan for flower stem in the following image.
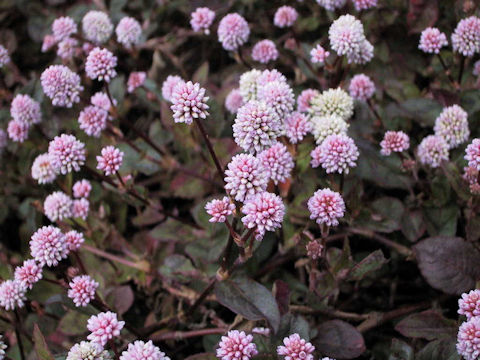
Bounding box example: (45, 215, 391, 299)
(14, 310, 26, 360)
(437, 53, 458, 89)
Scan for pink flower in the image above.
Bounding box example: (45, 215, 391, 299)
(78, 105, 108, 138)
(308, 188, 345, 227)
(191, 7, 215, 35)
(257, 69, 287, 87)
(258, 143, 294, 184)
(352, 0, 377, 11)
(329, 15, 372, 64)
(120, 340, 170, 360)
(170, 81, 209, 124)
(205, 197, 235, 223)
(0, 280, 26, 311)
(277, 333, 315, 360)
(73, 198, 90, 220)
(463, 166, 478, 185)
(465, 139, 480, 170)
(225, 88, 244, 114)
(96, 146, 124, 175)
(91, 91, 114, 111)
(30, 225, 68, 267)
(32, 153, 57, 185)
(417, 135, 449, 168)
(67, 342, 109, 360)
(11, 94, 41, 125)
(7, 119, 29, 143)
(82, 11, 113, 44)
(44, 191, 73, 222)
(42, 35, 56, 52)
(310, 44, 330, 64)
(459, 290, 480, 320)
(457, 317, 480, 360)
(41, 65, 83, 107)
(217, 13, 250, 51)
(216, 330, 258, 360)
(48, 134, 86, 174)
(86, 47, 117, 82)
(257, 80, 295, 120)
(306, 240, 323, 259)
(433, 105, 469, 149)
(311, 134, 359, 174)
(297, 89, 320, 113)
(380, 131, 410, 156)
(349, 74, 375, 101)
(251, 39, 278, 63)
(285, 112, 312, 144)
(252, 327, 270, 336)
(274, 6, 298, 28)
(116, 17, 142, 48)
(316, 0, 346, 11)
(73, 179, 92, 198)
(242, 192, 285, 240)
(127, 71, 146, 93)
(224, 154, 268, 202)
(87, 311, 125, 346)
(418, 27, 448, 54)
(0, 45, 9, 68)
(57, 37, 78, 60)
(52, 16, 77, 42)
(162, 75, 185, 102)
(65, 230, 85, 251)
(452, 16, 480, 57)
(68, 275, 98, 307)
(14, 260, 43, 290)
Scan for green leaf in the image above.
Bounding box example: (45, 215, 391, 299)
(59, 310, 91, 335)
(401, 210, 426, 242)
(313, 320, 366, 359)
(422, 205, 459, 236)
(192, 62, 209, 85)
(349, 250, 387, 281)
(33, 323, 54, 360)
(389, 339, 414, 360)
(416, 338, 460, 360)
(394, 310, 457, 340)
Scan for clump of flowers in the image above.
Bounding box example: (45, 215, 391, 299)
(273, 6, 298, 28)
(191, 7, 215, 35)
(73, 179, 92, 198)
(48, 134, 86, 174)
(310, 44, 330, 65)
(0, 44, 10, 67)
(308, 188, 345, 227)
(85, 47, 117, 82)
(257, 80, 295, 120)
(162, 75, 185, 102)
(258, 142, 294, 184)
(44, 191, 73, 222)
(309, 88, 354, 120)
(41, 65, 83, 107)
(465, 139, 480, 170)
(433, 105, 469, 149)
(82, 11, 113, 44)
(311, 115, 349, 145)
(217, 13, 250, 51)
(451, 16, 480, 57)
(68, 275, 99, 307)
(11, 94, 41, 125)
(459, 290, 480, 320)
(205, 197, 235, 223)
(30, 225, 68, 267)
(52, 16, 77, 42)
(380, 131, 410, 156)
(170, 81, 209, 124)
(352, 0, 377, 11)
(73, 198, 90, 220)
(311, 134, 359, 174)
(417, 135, 449, 168)
(285, 112, 312, 144)
(306, 240, 323, 260)
(225, 88, 244, 114)
(78, 105, 108, 138)
(116, 17, 142, 48)
(7, 119, 29, 143)
(91, 91, 114, 110)
(0, 280, 26, 311)
(297, 89, 320, 113)
(216, 330, 258, 360)
(96, 146, 124, 176)
(418, 27, 448, 54)
(349, 74, 375, 101)
(65, 230, 85, 251)
(87, 311, 125, 346)
(120, 340, 170, 360)
(66, 341, 111, 360)
(457, 317, 480, 360)
(14, 259, 43, 290)
(57, 37, 79, 60)
(127, 71, 146, 93)
(277, 333, 315, 360)
(239, 69, 262, 102)
(42, 35, 56, 53)
(251, 39, 278, 64)
(316, 0, 346, 11)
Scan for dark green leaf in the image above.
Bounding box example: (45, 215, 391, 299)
(349, 250, 387, 281)
(313, 320, 366, 359)
(394, 310, 457, 340)
(416, 338, 460, 360)
(33, 323, 54, 360)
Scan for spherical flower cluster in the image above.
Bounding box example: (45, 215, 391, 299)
(418, 27, 448, 54)
(297, 89, 319, 113)
(329, 15, 372, 64)
(85, 47, 117, 82)
(48, 134, 86, 174)
(251, 39, 278, 64)
(127, 71, 146, 93)
(65, 230, 85, 251)
(256, 69, 287, 87)
(417, 135, 449, 168)
(352, 0, 377, 11)
(82, 11, 113, 44)
(457, 317, 480, 360)
(217, 330, 258, 360)
(41, 65, 83, 107)
(257, 80, 295, 120)
(78, 105, 108, 138)
(217, 13, 250, 51)
(14, 259, 42, 290)
(224, 154, 268, 202)
(42, 35, 56, 52)
(433, 105, 469, 149)
(73, 180, 92, 198)
(380, 131, 410, 156)
(120, 340, 170, 360)
(242, 192, 285, 240)
(205, 197, 235, 223)
(31, 153, 57, 185)
(474, 60, 480, 77)
(258, 143, 294, 184)
(44, 191, 73, 222)
(252, 327, 270, 336)
(87, 311, 125, 346)
(7, 119, 29, 143)
(459, 290, 480, 320)
(162, 75, 185, 102)
(311, 134, 359, 174)
(91, 92, 113, 111)
(349, 74, 375, 101)
(311, 115, 349, 145)
(310, 44, 330, 64)
(11, 94, 41, 125)
(0, 44, 10, 67)
(190, 7, 215, 35)
(349, 39, 374, 65)
(30, 226, 68, 267)
(225, 88, 244, 114)
(285, 112, 312, 144)
(273, 6, 298, 28)
(309, 88, 354, 120)
(171, 81, 209, 124)
(308, 188, 345, 227)
(73, 198, 90, 220)
(0, 280, 26, 311)
(239, 69, 262, 102)
(316, 0, 346, 11)
(116, 17, 142, 48)
(306, 240, 323, 260)
(451, 16, 480, 57)
(66, 341, 111, 360)
(277, 333, 315, 360)
(68, 275, 99, 307)
(96, 146, 124, 176)
(233, 100, 281, 153)
(465, 139, 480, 170)
(52, 16, 77, 42)
(57, 37, 79, 60)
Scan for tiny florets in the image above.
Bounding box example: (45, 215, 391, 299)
(242, 192, 285, 241)
(273, 6, 298, 28)
(14, 259, 43, 290)
(7, 119, 29, 143)
(65, 230, 85, 251)
(349, 74, 375, 101)
(78, 105, 108, 138)
(116, 17, 142, 48)
(309, 88, 354, 120)
(191, 7, 215, 35)
(32, 153, 57, 185)
(57, 37, 79, 60)
(311, 134, 359, 174)
(127, 72, 146, 93)
(224, 154, 268, 202)
(48, 134, 86, 174)
(91, 92, 114, 111)
(256, 69, 287, 87)
(308, 188, 345, 227)
(297, 89, 320, 113)
(0, 280, 26, 311)
(258, 142, 294, 184)
(417, 135, 449, 168)
(352, 0, 377, 11)
(44, 191, 73, 222)
(316, 0, 346, 11)
(217, 13, 250, 51)
(251, 39, 278, 64)
(30, 225, 68, 267)
(0, 44, 10, 67)
(380, 131, 410, 156)
(239, 69, 262, 102)
(85, 47, 117, 82)
(68, 275, 99, 307)
(87, 311, 125, 346)
(225, 88, 245, 114)
(42, 35, 56, 52)
(465, 139, 480, 170)
(73, 198, 90, 220)
(277, 333, 315, 360)
(73, 179, 92, 198)
(162, 75, 185, 102)
(52, 16, 77, 42)
(306, 240, 323, 260)
(459, 290, 480, 320)
(216, 330, 258, 360)
(311, 115, 349, 145)
(457, 317, 480, 360)
(120, 340, 170, 360)
(82, 11, 113, 44)
(205, 197, 235, 223)
(310, 44, 330, 65)
(66, 341, 111, 360)
(11, 94, 41, 125)
(329, 15, 372, 64)
(96, 146, 124, 176)
(41, 65, 83, 107)
(257, 80, 295, 120)
(451, 16, 480, 57)
(433, 105, 469, 149)
(170, 81, 209, 124)
(285, 112, 312, 144)
(418, 27, 448, 54)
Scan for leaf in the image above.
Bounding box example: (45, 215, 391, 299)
(398, 98, 442, 127)
(389, 339, 414, 360)
(413, 237, 480, 294)
(214, 277, 281, 333)
(313, 320, 366, 359)
(401, 210, 426, 242)
(33, 323, 54, 360)
(273, 280, 290, 316)
(416, 338, 460, 360)
(407, 0, 438, 34)
(59, 310, 91, 335)
(422, 205, 459, 237)
(367, 197, 405, 233)
(394, 310, 457, 340)
(349, 250, 387, 281)
(192, 62, 209, 85)
(108, 285, 134, 315)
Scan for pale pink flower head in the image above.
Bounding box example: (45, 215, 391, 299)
(30, 225, 68, 267)
(257, 69, 287, 87)
(66, 341, 110, 360)
(297, 89, 320, 113)
(217, 13, 250, 51)
(96, 146, 124, 176)
(452, 16, 480, 57)
(274, 6, 298, 28)
(73, 179, 92, 198)
(348, 39, 373, 64)
(44, 191, 73, 222)
(285, 112, 312, 144)
(57, 37, 79, 60)
(329, 15, 371, 64)
(225, 88, 244, 114)
(91, 91, 114, 111)
(82, 11, 113, 44)
(32, 153, 57, 184)
(310, 44, 330, 65)
(306, 240, 323, 260)
(11, 94, 41, 125)
(352, 0, 377, 11)
(474, 60, 480, 77)
(78, 105, 108, 138)
(277, 333, 315, 360)
(73, 198, 90, 220)
(257, 80, 295, 120)
(465, 139, 480, 170)
(316, 0, 347, 11)
(252, 327, 270, 336)
(418, 27, 448, 54)
(457, 317, 480, 360)
(0, 280, 26, 311)
(380, 131, 410, 156)
(242, 191, 285, 240)
(311, 134, 359, 174)
(127, 71, 146, 93)
(191, 7, 215, 35)
(0, 44, 10, 68)
(65, 230, 85, 251)
(41, 65, 83, 107)
(116, 17, 142, 48)
(162, 75, 185, 102)
(433, 104, 469, 149)
(308, 188, 345, 227)
(52, 16, 77, 42)
(224, 153, 268, 202)
(463, 166, 478, 185)
(170, 81, 209, 124)
(68, 275, 98, 307)
(86, 47, 117, 82)
(252, 39, 278, 64)
(205, 197, 235, 223)
(14, 259, 43, 290)
(87, 311, 125, 346)
(349, 74, 375, 101)
(48, 134, 86, 174)
(120, 340, 170, 360)
(459, 290, 480, 320)
(258, 142, 294, 184)
(417, 135, 449, 168)
(216, 330, 258, 360)
(7, 119, 29, 143)
(42, 35, 56, 52)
